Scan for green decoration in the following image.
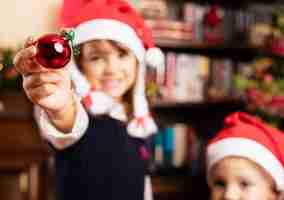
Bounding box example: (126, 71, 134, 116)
(62, 30, 80, 57)
(234, 57, 284, 129)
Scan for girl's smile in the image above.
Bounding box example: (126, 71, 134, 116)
(101, 78, 122, 91)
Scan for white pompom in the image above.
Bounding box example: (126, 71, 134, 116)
(145, 47, 165, 69)
(87, 91, 115, 115)
(127, 116, 158, 138)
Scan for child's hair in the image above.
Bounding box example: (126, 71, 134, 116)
(206, 112, 284, 194)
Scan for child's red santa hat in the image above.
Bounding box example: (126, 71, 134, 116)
(59, 0, 164, 138)
(206, 112, 284, 193)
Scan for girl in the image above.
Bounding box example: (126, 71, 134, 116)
(206, 112, 284, 200)
(13, 0, 164, 200)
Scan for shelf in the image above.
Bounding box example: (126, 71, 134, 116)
(155, 38, 223, 49)
(153, 98, 244, 109)
(155, 38, 275, 60)
(152, 99, 245, 126)
(155, 37, 284, 60)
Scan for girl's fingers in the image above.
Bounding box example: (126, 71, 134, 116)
(27, 83, 57, 103)
(24, 36, 36, 48)
(14, 46, 36, 66)
(14, 46, 49, 76)
(23, 72, 62, 90)
(14, 46, 37, 74)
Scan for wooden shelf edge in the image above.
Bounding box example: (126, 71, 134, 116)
(152, 98, 244, 109)
(154, 37, 284, 59)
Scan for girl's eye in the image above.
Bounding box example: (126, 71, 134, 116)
(90, 56, 101, 61)
(213, 179, 226, 188)
(239, 180, 251, 189)
(119, 50, 129, 58)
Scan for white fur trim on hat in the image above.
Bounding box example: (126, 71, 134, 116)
(207, 137, 284, 192)
(145, 47, 165, 69)
(74, 19, 146, 63)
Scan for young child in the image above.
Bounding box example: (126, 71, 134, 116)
(13, 0, 164, 199)
(206, 112, 284, 200)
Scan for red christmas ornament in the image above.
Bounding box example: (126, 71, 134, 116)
(204, 5, 222, 28)
(35, 33, 72, 69)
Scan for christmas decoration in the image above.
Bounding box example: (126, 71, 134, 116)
(270, 8, 284, 56)
(204, 5, 222, 28)
(203, 5, 224, 44)
(0, 49, 21, 90)
(35, 31, 76, 69)
(234, 58, 284, 129)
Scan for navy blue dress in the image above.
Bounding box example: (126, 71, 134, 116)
(53, 116, 146, 200)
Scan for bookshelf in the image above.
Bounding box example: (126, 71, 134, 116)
(140, 0, 284, 199)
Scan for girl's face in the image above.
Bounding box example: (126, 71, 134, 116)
(208, 157, 279, 200)
(79, 40, 138, 101)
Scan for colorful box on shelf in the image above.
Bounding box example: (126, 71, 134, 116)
(137, 0, 169, 19)
(145, 19, 195, 41)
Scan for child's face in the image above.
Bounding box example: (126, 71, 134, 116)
(208, 157, 279, 200)
(79, 40, 138, 101)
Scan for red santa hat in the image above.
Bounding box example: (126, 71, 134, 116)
(59, 0, 164, 138)
(206, 112, 284, 193)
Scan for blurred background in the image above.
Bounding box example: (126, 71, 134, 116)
(1, 0, 284, 199)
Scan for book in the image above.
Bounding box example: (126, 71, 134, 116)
(172, 124, 188, 168)
(163, 127, 174, 166)
(145, 19, 194, 41)
(175, 54, 209, 102)
(208, 58, 234, 99)
(154, 130, 164, 166)
(139, 0, 169, 19)
(163, 52, 176, 101)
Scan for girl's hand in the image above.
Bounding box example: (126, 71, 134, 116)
(14, 37, 76, 132)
